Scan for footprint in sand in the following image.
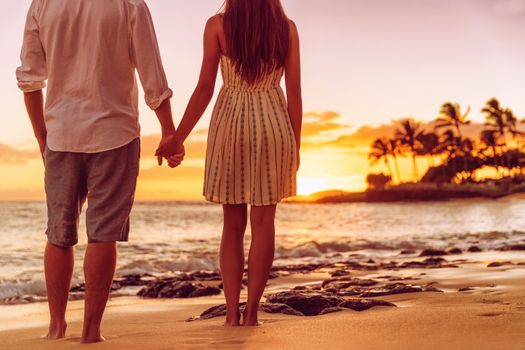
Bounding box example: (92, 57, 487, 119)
(477, 312, 505, 317)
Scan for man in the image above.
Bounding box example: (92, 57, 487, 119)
(16, 0, 183, 344)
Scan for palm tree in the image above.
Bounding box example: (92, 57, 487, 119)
(457, 137, 475, 180)
(504, 108, 523, 148)
(480, 129, 500, 176)
(483, 98, 506, 141)
(435, 129, 458, 179)
(369, 138, 393, 180)
(435, 102, 471, 138)
(388, 138, 402, 183)
(416, 131, 440, 167)
(395, 119, 423, 181)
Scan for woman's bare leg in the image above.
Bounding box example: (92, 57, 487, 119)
(220, 204, 248, 326)
(243, 205, 276, 326)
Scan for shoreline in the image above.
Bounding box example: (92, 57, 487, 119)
(1, 250, 524, 349)
(288, 183, 525, 204)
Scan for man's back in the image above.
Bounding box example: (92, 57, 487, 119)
(17, 0, 172, 153)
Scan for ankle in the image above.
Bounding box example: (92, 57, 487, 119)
(47, 320, 67, 338)
(49, 318, 67, 330)
(224, 307, 241, 326)
(243, 303, 259, 316)
(83, 319, 101, 333)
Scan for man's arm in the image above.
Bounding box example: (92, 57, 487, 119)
(16, 0, 47, 157)
(153, 98, 184, 165)
(24, 90, 47, 156)
(130, 2, 182, 164)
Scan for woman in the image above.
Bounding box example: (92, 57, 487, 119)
(169, 0, 302, 326)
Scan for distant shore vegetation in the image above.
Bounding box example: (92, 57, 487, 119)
(367, 98, 525, 189)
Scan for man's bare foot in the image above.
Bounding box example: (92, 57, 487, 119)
(42, 322, 67, 339)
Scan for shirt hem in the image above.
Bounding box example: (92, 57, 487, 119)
(46, 135, 140, 154)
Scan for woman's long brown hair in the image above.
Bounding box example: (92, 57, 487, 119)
(222, 0, 290, 84)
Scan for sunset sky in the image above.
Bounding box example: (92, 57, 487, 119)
(0, 0, 524, 201)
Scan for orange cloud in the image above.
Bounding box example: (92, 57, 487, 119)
(0, 144, 40, 164)
(301, 111, 349, 138)
(308, 118, 490, 150)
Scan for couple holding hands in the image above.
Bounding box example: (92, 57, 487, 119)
(17, 0, 301, 343)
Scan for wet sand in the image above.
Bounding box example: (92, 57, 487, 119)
(1, 253, 524, 350)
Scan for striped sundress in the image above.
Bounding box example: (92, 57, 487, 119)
(203, 55, 297, 206)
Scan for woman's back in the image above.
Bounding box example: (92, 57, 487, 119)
(204, 17, 297, 206)
(219, 55, 284, 92)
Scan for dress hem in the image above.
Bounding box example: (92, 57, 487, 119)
(204, 192, 296, 206)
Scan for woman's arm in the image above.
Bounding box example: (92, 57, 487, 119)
(285, 21, 303, 168)
(175, 16, 221, 145)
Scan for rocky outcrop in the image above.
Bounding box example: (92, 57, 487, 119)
(138, 279, 221, 298)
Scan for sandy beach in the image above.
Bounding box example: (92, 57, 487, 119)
(1, 250, 524, 350)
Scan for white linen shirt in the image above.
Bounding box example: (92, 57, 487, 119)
(16, 0, 173, 153)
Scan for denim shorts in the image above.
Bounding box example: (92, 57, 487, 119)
(44, 138, 140, 247)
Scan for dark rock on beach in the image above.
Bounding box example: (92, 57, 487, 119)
(322, 277, 379, 289)
(360, 283, 423, 297)
(272, 263, 325, 274)
(116, 274, 154, 287)
(265, 291, 342, 316)
(419, 249, 448, 257)
(339, 298, 396, 311)
(71, 280, 123, 293)
(498, 244, 525, 251)
(399, 257, 458, 269)
(448, 247, 463, 254)
(187, 293, 397, 321)
(400, 249, 416, 255)
(318, 307, 346, 315)
(343, 261, 379, 271)
(487, 261, 514, 267)
(467, 245, 483, 252)
(189, 303, 238, 321)
(187, 292, 396, 321)
(188, 271, 222, 281)
(330, 269, 351, 277)
(423, 284, 444, 293)
(138, 279, 221, 299)
(260, 302, 304, 316)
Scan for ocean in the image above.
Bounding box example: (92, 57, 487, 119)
(1, 199, 524, 302)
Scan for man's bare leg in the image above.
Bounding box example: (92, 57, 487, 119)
(44, 241, 74, 339)
(81, 242, 117, 344)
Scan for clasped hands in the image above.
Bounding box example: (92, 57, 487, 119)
(155, 134, 185, 168)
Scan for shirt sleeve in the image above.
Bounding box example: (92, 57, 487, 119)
(130, 1, 173, 110)
(16, 0, 47, 92)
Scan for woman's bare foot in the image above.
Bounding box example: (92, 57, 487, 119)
(243, 319, 263, 327)
(224, 311, 241, 326)
(42, 321, 67, 339)
(80, 334, 106, 344)
(81, 323, 106, 344)
(242, 308, 262, 326)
